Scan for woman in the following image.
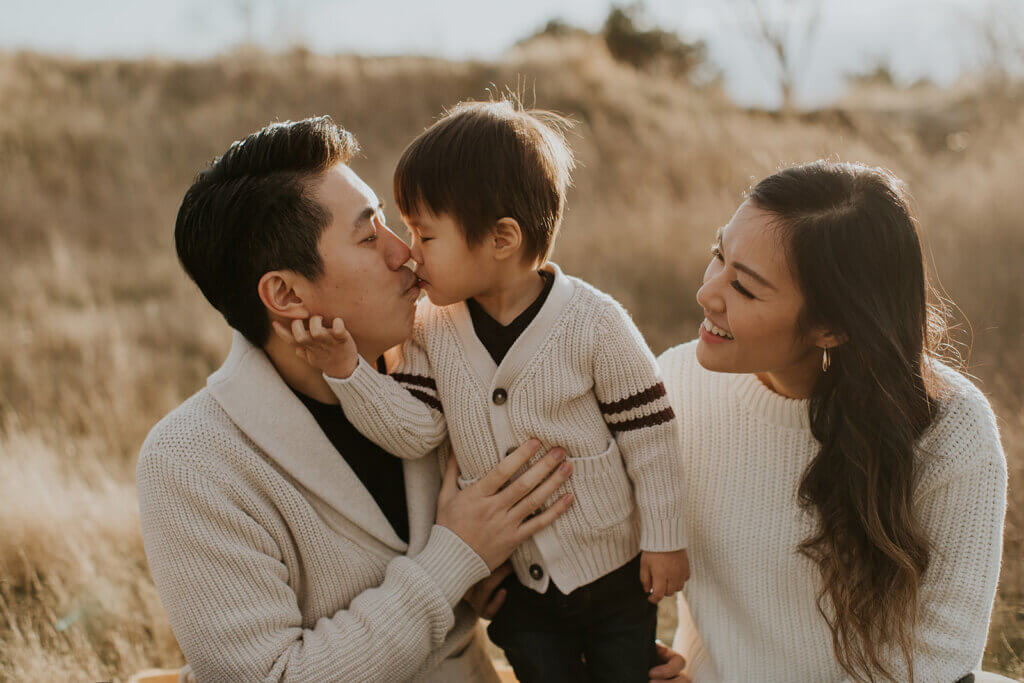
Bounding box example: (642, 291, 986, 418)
(658, 161, 1009, 682)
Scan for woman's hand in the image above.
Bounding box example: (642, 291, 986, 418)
(464, 562, 512, 618)
(435, 439, 574, 571)
(648, 641, 690, 682)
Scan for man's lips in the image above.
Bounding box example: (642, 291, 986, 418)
(400, 271, 420, 294)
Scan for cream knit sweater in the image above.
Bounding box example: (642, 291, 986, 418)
(327, 263, 687, 595)
(137, 331, 497, 683)
(659, 340, 1007, 683)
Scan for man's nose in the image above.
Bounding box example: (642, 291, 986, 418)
(380, 227, 412, 270)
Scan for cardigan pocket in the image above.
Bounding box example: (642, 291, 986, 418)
(567, 439, 634, 531)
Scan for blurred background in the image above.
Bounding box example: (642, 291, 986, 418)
(0, 1, 1021, 679)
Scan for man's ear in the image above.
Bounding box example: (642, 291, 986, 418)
(257, 270, 311, 320)
(491, 217, 523, 261)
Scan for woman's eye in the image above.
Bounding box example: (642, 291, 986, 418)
(362, 234, 377, 243)
(731, 281, 755, 299)
(421, 237, 433, 243)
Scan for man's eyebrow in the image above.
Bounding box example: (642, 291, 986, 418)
(354, 200, 384, 228)
(718, 229, 777, 291)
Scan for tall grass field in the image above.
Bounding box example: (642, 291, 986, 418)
(0, 38, 1021, 680)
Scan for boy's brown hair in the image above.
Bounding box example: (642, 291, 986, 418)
(394, 99, 575, 265)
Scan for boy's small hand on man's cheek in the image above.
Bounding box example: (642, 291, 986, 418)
(640, 549, 690, 604)
(272, 315, 360, 379)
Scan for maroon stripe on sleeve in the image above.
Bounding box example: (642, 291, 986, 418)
(391, 373, 438, 391)
(598, 382, 667, 415)
(606, 406, 675, 434)
(407, 389, 443, 413)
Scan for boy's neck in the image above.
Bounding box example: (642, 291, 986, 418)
(471, 264, 547, 327)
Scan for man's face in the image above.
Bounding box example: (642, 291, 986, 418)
(295, 164, 421, 357)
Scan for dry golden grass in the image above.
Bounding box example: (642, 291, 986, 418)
(0, 38, 1021, 680)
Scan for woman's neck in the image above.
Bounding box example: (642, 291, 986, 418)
(755, 353, 822, 399)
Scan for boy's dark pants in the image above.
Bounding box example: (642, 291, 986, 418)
(487, 554, 657, 683)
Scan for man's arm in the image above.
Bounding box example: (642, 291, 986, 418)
(138, 437, 574, 682)
(138, 448, 486, 682)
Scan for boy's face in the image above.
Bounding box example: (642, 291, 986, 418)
(402, 209, 494, 306)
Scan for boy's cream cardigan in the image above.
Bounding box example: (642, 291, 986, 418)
(137, 331, 497, 682)
(328, 263, 687, 595)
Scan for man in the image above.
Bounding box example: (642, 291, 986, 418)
(137, 116, 687, 682)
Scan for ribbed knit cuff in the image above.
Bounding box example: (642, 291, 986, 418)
(412, 525, 491, 608)
(639, 516, 688, 552)
(324, 356, 381, 402)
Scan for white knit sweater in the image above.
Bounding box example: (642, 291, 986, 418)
(658, 340, 1007, 683)
(137, 331, 497, 683)
(327, 263, 687, 595)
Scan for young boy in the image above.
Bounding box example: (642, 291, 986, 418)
(280, 100, 688, 683)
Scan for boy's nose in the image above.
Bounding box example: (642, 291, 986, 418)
(410, 241, 424, 265)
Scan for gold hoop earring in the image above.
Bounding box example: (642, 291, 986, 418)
(822, 348, 831, 373)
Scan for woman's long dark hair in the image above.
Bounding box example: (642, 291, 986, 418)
(749, 160, 948, 683)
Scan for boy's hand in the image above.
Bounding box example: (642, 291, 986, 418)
(272, 316, 360, 379)
(640, 549, 689, 604)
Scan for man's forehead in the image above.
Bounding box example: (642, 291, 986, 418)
(314, 163, 379, 218)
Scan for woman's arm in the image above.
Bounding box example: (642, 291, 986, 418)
(845, 401, 1008, 682)
(900, 435, 1007, 681)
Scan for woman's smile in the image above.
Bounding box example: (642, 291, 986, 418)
(699, 317, 734, 344)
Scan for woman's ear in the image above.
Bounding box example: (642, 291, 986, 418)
(812, 328, 848, 351)
(257, 270, 311, 320)
(491, 217, 523, 261)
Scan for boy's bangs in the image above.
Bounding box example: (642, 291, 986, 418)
(393, 138, 453, 221)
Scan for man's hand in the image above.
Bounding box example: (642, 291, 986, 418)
(640, 549, 690, 604)
(272, 316, 359, 379)
(464, 562, 512, 618)
(436, 439, 574, 571)
(648, 641, 690, 682)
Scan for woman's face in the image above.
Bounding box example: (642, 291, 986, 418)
(695, 200, 828, 397)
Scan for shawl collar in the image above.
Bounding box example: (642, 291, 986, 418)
(206, 331, 439, 553)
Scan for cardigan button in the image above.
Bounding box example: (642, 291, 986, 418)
(492, 388, 508, 405)
(528, 564, 544, 580)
